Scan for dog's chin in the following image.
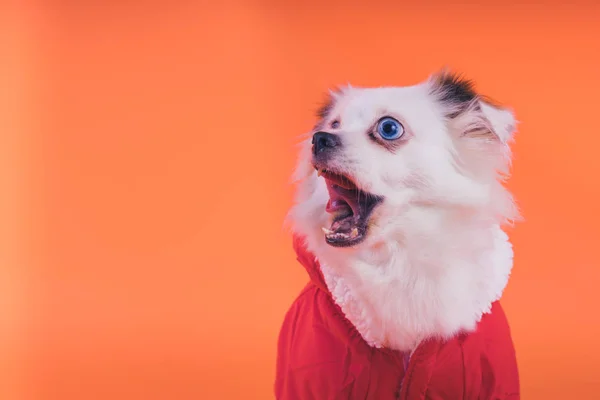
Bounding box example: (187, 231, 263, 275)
(314, 167, 383, 248)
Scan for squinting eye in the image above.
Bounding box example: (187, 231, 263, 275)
(377, 117, 404, 140)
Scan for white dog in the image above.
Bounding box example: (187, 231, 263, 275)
(276, 70, 520, 399)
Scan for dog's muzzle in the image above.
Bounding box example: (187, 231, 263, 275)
(312, 131, 341, 156)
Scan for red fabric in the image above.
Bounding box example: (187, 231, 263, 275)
(275, 236, 520, 399)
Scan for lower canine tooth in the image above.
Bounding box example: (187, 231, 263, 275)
(317, 169, 323, 177)
(322, 227, 333, 235)
(350, 228, 358, 237)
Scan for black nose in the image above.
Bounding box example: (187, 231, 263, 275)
(312, 132, 340, 156)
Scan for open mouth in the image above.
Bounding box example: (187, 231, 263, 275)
(315, 167, 382, 247)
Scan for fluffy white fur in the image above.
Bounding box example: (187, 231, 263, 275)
(288, 72, 519, 352)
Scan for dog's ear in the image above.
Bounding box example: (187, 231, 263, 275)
(429, 70, 517, 144)
(316, 92, 336, 120)
(316, 89, 343, 121)
(477, 99, 516, 144)
(314, 87, 345, 130)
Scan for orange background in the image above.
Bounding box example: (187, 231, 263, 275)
(2, 1, 600, 399)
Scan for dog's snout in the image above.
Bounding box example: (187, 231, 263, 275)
(312, 132, 340, 156)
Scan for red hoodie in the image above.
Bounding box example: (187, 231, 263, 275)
(275, 236, 520, 399)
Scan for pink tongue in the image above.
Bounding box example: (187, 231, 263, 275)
(326, 199, 347, 213)
(325, 181, 344, 213)
(325, 180, 356, 215)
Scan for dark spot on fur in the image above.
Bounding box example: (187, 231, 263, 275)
(430, 70, 478, 118)
(435, 71, 476, 103)
(430, 70, 510, 142)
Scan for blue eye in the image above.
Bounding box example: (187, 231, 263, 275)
(377, 117, 404, 140)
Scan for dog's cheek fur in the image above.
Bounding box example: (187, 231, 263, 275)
(286, 139, 328, 238)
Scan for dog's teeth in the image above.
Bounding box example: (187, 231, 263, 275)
(317, 169, 323, 177)
(322, 227, 333, 235)
(350, 228, 359, 238)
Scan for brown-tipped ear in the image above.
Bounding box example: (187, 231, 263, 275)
(428, 69, 478, 118)
(316, 94, 335, 120)
(429, 69, 517, 143)
(315, 87, 343, 119)
(314, 87, 343, 130)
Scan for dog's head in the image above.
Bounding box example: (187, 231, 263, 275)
(289, 71, 518, 253)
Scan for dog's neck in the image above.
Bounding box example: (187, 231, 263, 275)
(296, 206, 514, 352)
